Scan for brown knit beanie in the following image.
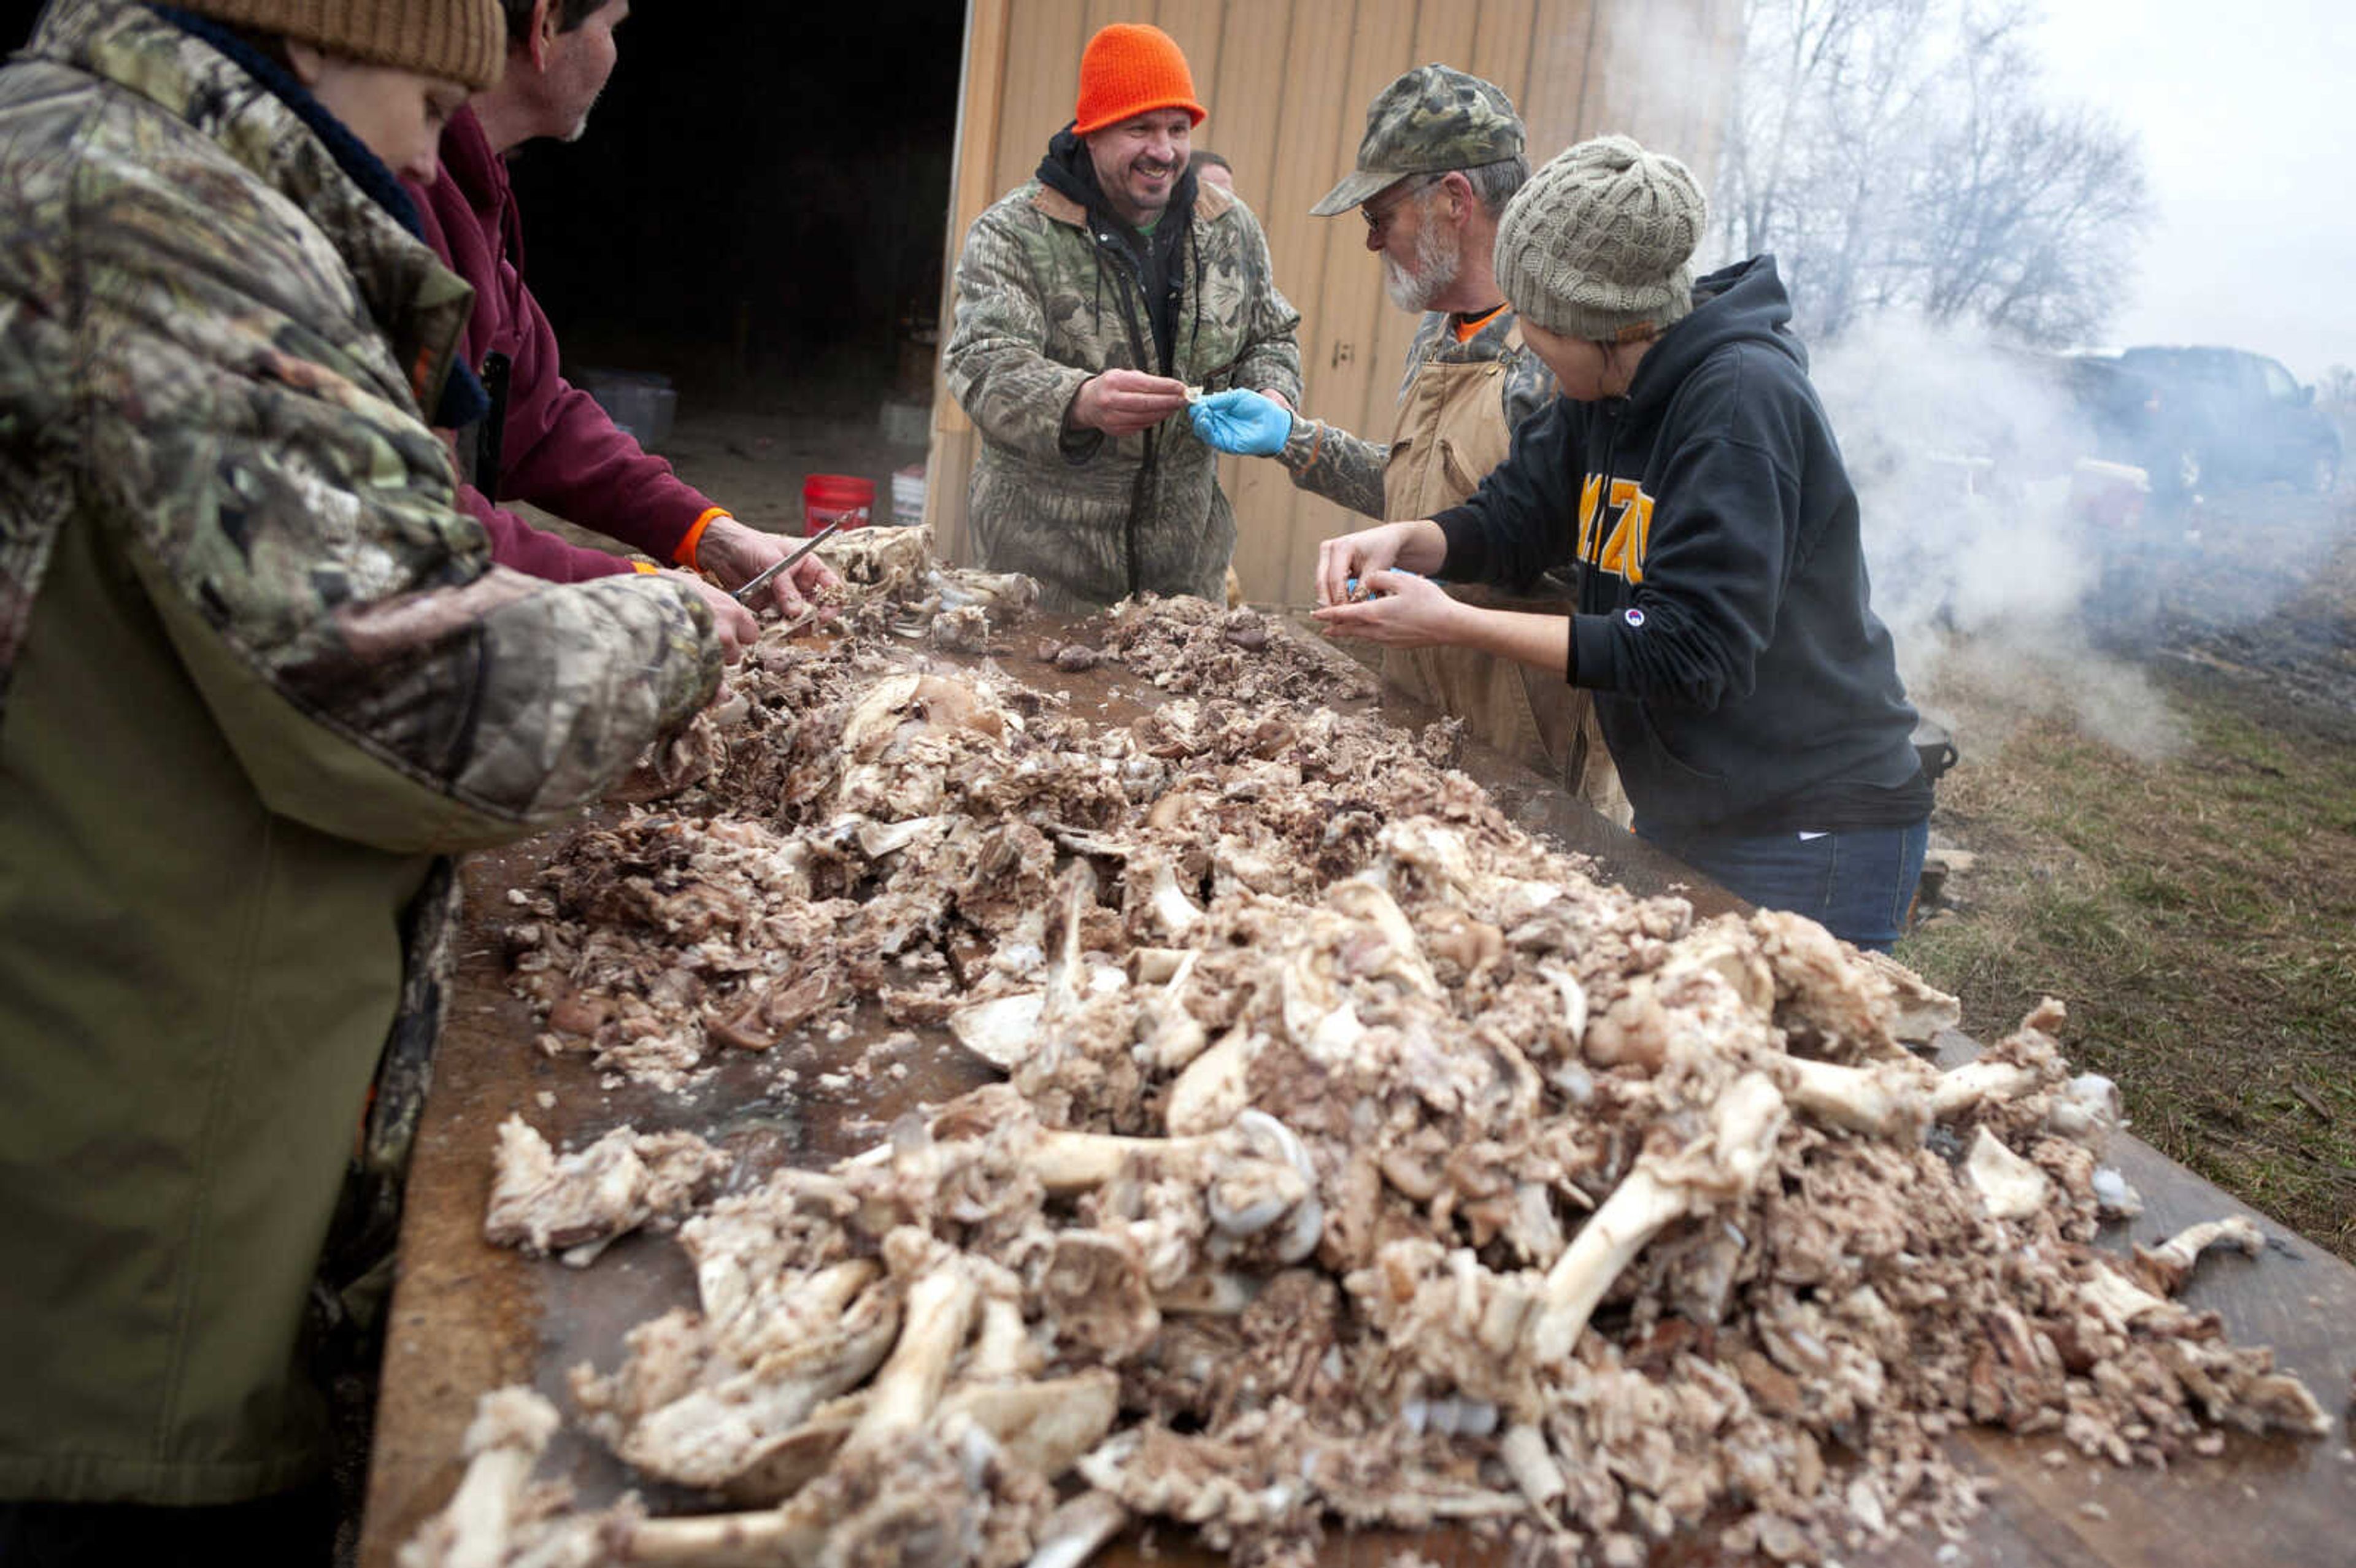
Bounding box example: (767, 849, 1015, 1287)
(1494, 135, 1706, 341)
(172, 0, 506, 91)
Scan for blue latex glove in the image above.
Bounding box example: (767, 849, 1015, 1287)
(1187, 388, 1293, 456)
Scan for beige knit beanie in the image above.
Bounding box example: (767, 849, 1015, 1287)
(1494, 135, 1706, 341)
(173, 0, 506, 91)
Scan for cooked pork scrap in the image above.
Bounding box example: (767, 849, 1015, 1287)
(455, 582, 2325, 1568)
(483, 1116, 731, 1263)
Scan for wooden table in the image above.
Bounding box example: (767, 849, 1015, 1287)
(358, 630, 2356, 1568)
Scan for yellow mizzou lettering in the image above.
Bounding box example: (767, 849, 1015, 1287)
(1576, 474, 1653, 585)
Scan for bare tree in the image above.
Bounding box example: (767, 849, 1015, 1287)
(1714, 0, 2152, 346)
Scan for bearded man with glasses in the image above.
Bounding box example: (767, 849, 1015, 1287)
(1190, 64, 1625, 823)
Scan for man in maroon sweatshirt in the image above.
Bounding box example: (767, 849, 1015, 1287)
(407, 0, 834, 657)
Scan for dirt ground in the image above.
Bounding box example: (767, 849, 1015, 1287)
(1900, 476, 2356, 1261)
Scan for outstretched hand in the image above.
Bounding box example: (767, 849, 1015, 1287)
(1187, 388, 1293, 455)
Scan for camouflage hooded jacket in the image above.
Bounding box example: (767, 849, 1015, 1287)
(944, 170, 1303, 612)
(0, 0, 717, 1504)
(1278, 306, 1559, 518)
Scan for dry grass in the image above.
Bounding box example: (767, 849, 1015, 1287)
(1898, 519, 2356, 1262)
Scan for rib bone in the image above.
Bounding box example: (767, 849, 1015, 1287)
(1531, 1072, 1787, 1363)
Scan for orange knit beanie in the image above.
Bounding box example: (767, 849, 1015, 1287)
(1072, 23, 1206, 136)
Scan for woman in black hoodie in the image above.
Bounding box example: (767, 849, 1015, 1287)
(1313, 136, 1931, 951)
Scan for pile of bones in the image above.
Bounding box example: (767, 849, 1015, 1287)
(404, 528, 2330, 1568)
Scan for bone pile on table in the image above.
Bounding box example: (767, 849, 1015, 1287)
(417, 535, 2328, 1568)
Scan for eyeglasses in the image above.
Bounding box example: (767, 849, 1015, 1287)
(1360, 175, 1441, 238)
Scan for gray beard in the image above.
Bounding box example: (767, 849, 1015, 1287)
(1383, 220, 1461, 313)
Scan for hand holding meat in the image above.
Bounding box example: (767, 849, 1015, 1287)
(1068, 368, 1193, 436)
(1313, 518, 1445, 607)
(695, 515, 842, 617)
(1311, 566, 1460, 646)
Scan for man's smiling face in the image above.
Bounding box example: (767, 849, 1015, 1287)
(1086, 108, 1194, 228)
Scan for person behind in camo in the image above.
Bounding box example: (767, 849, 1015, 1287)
(405, 0, 839, 660)
(1311, 137, 1931, 951)
(1190, 65, 1627, 825)
(0, 0, 723, 1559)
(1187, 147, 1235, 196)
(942, 21, 1303, 613)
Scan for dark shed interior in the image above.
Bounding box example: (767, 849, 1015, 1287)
(509, 1, 966, 410)
(3, 0, 969, 416)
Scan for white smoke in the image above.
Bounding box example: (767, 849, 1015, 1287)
(1811, 313, 2189, 761)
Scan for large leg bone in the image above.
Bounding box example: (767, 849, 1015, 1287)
(397, 1388, 560, 1568)
(845, 1264, 978, 1458)
(1530, 1073, 1787, 1363)
(1784, 1051, 2067, 1143)
(1929, 1058, 2043, 1120)
(844, 1110, 1321, 1259)
(1782, 1055, 1935, 1140)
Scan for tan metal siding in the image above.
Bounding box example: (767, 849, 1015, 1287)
(925, 0, 1738, 605)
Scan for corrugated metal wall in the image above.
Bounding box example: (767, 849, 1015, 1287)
(925, 0, 1741, 607)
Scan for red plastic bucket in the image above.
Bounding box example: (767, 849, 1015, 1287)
(803, 474, 874, 536)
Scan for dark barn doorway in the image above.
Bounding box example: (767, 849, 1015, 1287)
(509, 1, 966, 415)
(4, 0, 970, 532)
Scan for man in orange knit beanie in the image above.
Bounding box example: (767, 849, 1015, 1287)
(943, 22, 1302, 612)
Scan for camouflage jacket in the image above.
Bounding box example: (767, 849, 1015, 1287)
(944, 177, 1302, 612)
(1278, 307, 1557, 518)
(0, 0, 717, 1504)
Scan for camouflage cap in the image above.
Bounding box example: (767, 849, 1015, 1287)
(1310, 64, 1525, 217)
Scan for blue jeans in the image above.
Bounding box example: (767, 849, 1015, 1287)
(1633, 817, 1930, 951)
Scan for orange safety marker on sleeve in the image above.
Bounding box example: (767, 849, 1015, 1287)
(674, 507, 730, 572)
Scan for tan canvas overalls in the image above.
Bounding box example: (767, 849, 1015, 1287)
(1379, 324, 1631, 826)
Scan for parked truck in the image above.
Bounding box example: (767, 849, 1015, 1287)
(2069, 345, 2342, 502)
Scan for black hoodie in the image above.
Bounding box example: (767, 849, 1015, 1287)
(1434, 256, 1926, 835)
